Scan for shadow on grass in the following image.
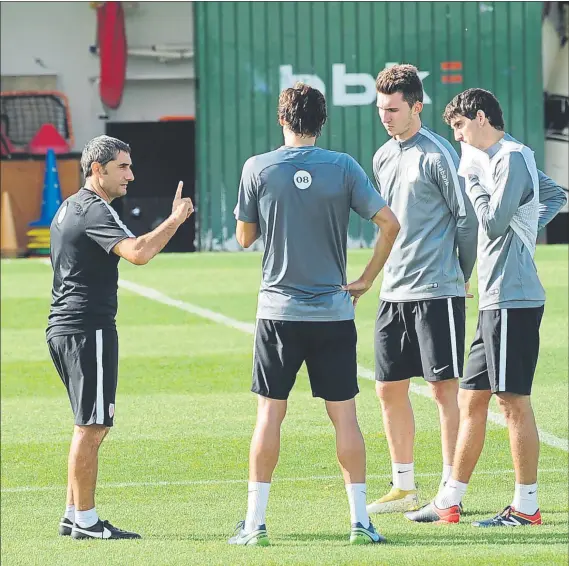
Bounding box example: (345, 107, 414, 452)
(146, 532, 349, 544)
(384, 530, 568, 547)
(147, 529, 568, 547)
(462, 508, 569, 518)
(278, 529, 569, 547)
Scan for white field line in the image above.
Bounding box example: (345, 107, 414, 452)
(2, 468, 566, 494)
(117, 279, 569, 454)
(356, 366, 569, 452)
(36, 261, 569, 454)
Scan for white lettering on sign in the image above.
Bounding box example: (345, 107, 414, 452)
(279, 65, 326, 96)
(332, 64, 377, 107)
(280, 63, 431, 106)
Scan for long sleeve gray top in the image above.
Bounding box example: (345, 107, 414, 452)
(461, 133, 567, 310)
(373, 126, 478, 302)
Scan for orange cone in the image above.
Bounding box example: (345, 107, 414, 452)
(1, 192, 19, 256)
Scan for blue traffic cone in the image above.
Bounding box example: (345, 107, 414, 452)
(30, 149, 63, 227)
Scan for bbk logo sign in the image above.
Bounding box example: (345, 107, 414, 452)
(279, 63, 431, 106)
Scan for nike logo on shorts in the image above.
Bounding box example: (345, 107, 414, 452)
(433, 365, 450, 375)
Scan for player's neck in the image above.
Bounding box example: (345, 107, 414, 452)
(85, 180, 113, 203)
(283, 130, 316, 148)
(476, 129, 505, 151)
(394, 118, 422, 142)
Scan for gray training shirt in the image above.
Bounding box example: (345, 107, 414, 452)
(460, 133, 567, 310)
(372, 126, 478, 302)
(235, 145, 387, 322)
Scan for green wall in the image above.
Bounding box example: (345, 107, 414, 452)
(195, 1, 543, 250)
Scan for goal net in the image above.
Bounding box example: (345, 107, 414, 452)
(0, 91, 74, 150)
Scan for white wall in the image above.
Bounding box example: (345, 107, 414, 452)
(0, 1, 195, 151)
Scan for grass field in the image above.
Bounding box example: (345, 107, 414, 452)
(1, 246, 568, 566)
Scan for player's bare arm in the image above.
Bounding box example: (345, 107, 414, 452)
(113, 181, 194, 265)
(236, 220, 260, 248)
(343, 205, 400, 306)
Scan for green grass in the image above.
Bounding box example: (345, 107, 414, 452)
(1, 246, 568, 566)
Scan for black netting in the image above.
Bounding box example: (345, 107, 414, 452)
(0, 94, 71, 147)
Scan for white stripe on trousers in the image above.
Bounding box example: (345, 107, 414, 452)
(447, 298, 459, 376)
(95, 329, 104, 424)
(498, 309, 508, 392)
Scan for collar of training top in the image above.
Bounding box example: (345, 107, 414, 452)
(396, 129, 422, 150)
(485, 133, 511, 159)
(279, 145, 319, 150)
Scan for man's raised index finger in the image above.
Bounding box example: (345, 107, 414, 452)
(175, 181, 184, 199)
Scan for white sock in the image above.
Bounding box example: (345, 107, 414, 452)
(64, 504, 75, 522)
(75, 507, 99, 528)
(244, 482, 270, 532)
(512, 483, 538, 515)
(345, 483, 369, 528)
(439, 464, 453, 491)
(392, 462, 415, 491)
(435, 478, 468, 509)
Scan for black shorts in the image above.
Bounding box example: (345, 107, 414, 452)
(252, 319, 358, 402)
(461, 306, 544, 395)
(48, 328, 119, 427)
(375, 297, 466, 382)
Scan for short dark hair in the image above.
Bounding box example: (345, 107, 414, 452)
(81, 135, 131, 178)
(375, 64, 423, 107)
(443, 88, 505, 130)
(277, 82, 327, 138)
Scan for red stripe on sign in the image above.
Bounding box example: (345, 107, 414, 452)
(441, 75, 463, 84)
(441, 61, 463, 71)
